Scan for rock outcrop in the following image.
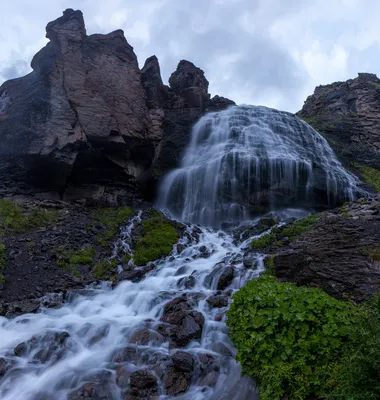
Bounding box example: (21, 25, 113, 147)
(0, 9, 159, 205)
(0, 9, 234, 205)
(272, 197, 380, 301)
(298, 73, 380, 183)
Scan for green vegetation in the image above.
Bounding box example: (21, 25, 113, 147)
(90, 206, 134, 248)
(251, 214, 319, 250)
(0, 199, 57, 234)
(362, 247, 380, 262)
(93, 258, 119, 280)
(227, 276, 380, 400)
(123, 253, 132, 264)
(358, 165, 380, 192)
(134, 211, 179, 266)
(57, 247, 95, 270)
(329, 297, 380, 400)
(26, 241, 36, 249)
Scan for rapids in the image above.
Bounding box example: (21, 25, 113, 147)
(0, 222, 263, 400)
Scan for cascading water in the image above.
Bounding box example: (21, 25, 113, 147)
(0, 105, 365, 400)
(158, 105, 361, 227)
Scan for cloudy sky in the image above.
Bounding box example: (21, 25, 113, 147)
(0, 0, 379, 112)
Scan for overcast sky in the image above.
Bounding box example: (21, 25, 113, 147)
(0, 0, 379, 112)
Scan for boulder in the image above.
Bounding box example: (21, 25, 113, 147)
(0, 9, 159, 204)
(160, 296, 205, 347)
(127, 370, 159, 399)
(272, 198, 380, 300)
(163, 351, 195, 396)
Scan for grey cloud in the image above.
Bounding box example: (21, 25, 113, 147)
(0, 60, 30, 83)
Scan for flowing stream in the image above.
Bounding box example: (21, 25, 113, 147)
(0, 105, 360, 399)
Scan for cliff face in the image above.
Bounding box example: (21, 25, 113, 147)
(0, 9, 234, 205)
(298, 73, 380, 185)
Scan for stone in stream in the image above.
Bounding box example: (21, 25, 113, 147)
(128, 328, 165, 346)
(217, 266, 235, 290)
(177, 275, 196, 289)
(160, 297, 205, 347)
(164, 351, 195, 396)
(206, 295, 229, 308)
(125, 370, 159, 399)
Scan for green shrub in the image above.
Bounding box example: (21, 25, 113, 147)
(227, 276, 355, 400)
(134, 213, 179, 266)
(0, 199, 57, 234)
(333, 298, 380, 400)
(251, 232, 277, 250)
(93, 258, 119, 280)
(26, 241, 36, 249)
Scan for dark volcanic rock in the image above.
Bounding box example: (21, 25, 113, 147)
(206, 295, 229, 308)
(272, 198, 380, 300)
(298, 73, 380, 178)
(0, 9, 160, 205)
(160, 296, 205, 347)
(163, 351, 195, 396)
(127, 370, 159, 399)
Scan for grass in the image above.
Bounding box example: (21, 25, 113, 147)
(251, 214, 319, 250)
(0, 199, 58, 235)
(57, 247, 95, 271)
(90, 206, 134, 248)
(134, 211, 179, 266)
(93, 258, 119, 280)
(358, 165, 380, 192)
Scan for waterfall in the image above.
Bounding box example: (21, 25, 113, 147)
(158, 105, 361, 227)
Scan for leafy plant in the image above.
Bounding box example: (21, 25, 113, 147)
(227, 276, 355, 400)
(329, 297, 380, 400)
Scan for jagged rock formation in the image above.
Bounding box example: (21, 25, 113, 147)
(272, 197, 380, 301)
(298, 73, 380, 177)
(143, 59, 235, 176)
(0, 9, 234, 204)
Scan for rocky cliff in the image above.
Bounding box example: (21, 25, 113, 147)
(298, 73, 380, 191)
(0, 9, 234, 205)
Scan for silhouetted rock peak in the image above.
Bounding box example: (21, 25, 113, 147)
(169, 60, 209, 97)
(46, 9, 86, 43)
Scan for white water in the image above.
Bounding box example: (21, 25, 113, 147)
(158, 105, 361, 227)
(0, 222, 262, 400)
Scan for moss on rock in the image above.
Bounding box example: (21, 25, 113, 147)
(251, 214, 319, 251)
(134, 211, 180, 266)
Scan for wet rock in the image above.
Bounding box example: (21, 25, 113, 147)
(129, 328, 165, 346)
(243, 255, 258, 269)
(118, 264, 155, 282)
(209, 341, 233, 357)
(68, 382, 114, 400)
(164, 352, 195, 396)
(203, 263, 224, 288)
(14, 342, 27, 357)
(217, 266, 235, 290)
(6, 300, 40, 316)
(206, 295, 229, 308)
(40, 292, 64, 308)
(177, 275, 196, 289)
(116, 366, 130, 389)
(172, 351, 194, 372)
(196, 353, 220, 387)
(0, 357, 14, 377)
(127, 370, 159, 399)
(160, 297, 205, 347)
